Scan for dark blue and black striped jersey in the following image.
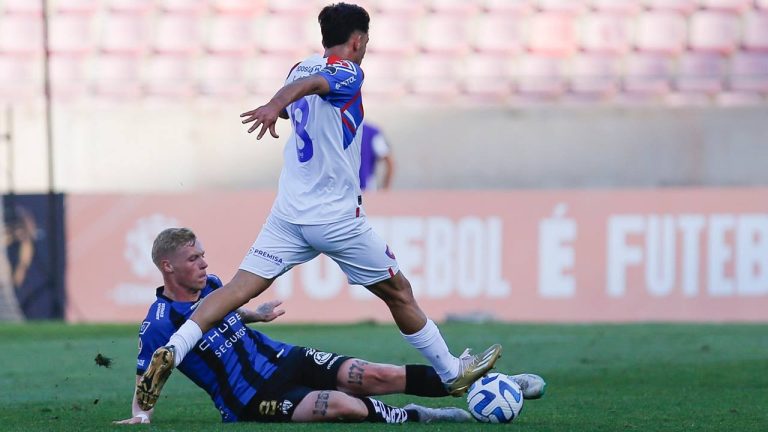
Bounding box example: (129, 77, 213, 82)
(136, 275, 294, 422)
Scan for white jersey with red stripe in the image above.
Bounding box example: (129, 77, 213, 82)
(271, 54, 366, 225)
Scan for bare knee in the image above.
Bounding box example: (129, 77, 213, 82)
(292, 391, 367, 422)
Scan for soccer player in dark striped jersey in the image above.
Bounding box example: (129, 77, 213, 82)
(114, 228, 482, 425)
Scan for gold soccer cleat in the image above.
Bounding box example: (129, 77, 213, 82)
(136, 346, 176, 411)
(445, 344, 503, 397)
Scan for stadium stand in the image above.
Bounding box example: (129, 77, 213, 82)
(0, 0, 764, 105)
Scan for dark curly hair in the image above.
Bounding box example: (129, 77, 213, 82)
(318, 3, 370, 48)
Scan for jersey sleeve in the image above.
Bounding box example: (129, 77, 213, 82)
(207, 274, 224, 289)
(371, 133, 390, 157)
(317, 58, 364, 108)
(136, 314, 176, 375)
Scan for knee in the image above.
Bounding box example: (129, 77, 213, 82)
(326, 396, 368, 421)
(366, 364, 400, 389)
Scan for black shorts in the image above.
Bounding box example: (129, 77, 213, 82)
(239, 346, 351, 422)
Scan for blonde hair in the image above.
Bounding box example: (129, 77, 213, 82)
(151, 227, 197, 268)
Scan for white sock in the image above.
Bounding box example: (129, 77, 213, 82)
(167, 320, 203, 367)
(401, 319, 459, 383)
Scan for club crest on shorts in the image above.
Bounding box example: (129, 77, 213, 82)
(385, 245, 396, 260)
(280, 400, 293, 415)
(313, 351, 334, 365)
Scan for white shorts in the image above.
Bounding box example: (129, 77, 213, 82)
(240, 214, 400, 286)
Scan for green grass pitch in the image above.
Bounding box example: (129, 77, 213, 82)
(0, 322, 766, 431)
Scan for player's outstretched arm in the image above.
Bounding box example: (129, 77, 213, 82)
(113, 376, 154, 425)
(240, 74, 331, 139)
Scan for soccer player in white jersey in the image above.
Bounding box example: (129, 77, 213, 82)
(136, 3, 502, 411)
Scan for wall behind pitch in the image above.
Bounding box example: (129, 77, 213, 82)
(65, 189, 768, 323)
(8, 105, 768, 193)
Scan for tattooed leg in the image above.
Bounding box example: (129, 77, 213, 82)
(336, 359, 406, 395)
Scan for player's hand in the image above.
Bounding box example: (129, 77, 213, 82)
(240, 104, 280, 139)
(113, 414, 150, 424)
(252, 299, 286, 323)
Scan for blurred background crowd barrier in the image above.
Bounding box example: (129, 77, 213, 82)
(64, 190, 768, 323)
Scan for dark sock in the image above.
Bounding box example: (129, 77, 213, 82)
(405, 364, 450, 397)
(359, 397, 410, 424)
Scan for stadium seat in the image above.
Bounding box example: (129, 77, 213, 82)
(460, 53, 513, 103)
(265, 0, 314, 14)
(143, 55, 195, 98)
(470, 13, 525, 54)
(0, 14, 42, 56)
(357, 53, 406, 101)
(418, 13, 470, 55)
(99, 12, 147, 55)
(197, 55, 247, 97)
(534, 0, 587, 14)
(406, 54, 461, 100)
(675, 52, 725, 94)
(587, 0, 641, 14)
(567, 54, 619, 97)
(527, 12, 577, 55)
(210, 0, 266, 14)
(1, 0, 42, 14)
(515, 54, 565, 98)
(633, 11, 687, 54)
(152, 12, 200, 55)
(579, 12, 631, 54)
(742, 11, 768, 52)
(642, 0, 697, 14)
(427, 0, 479, 14)
(51, 0, 99, 14)
(698, 0, 751, 12)
(255, 13, 314, 55)
(370, 0, 425, 15)
(49, 14, 93, 55)
(480, 0, 532, 14)
(49, 54, 86, 99)
(90, 54, 142, 98)
(623, 53, 673, 96)
(728, 51, 768, 93)
(248, 53, 298, 95)
(106, 0, 153, 14)
(366, 13, 417, 55)
(663, 91, 712, 105)
(688, 11, 740, 54)
(205, 13, 253, 55)
(0, 55, 38, 100)
(716, 91, 765, 105)
(158, 0, 206, 13)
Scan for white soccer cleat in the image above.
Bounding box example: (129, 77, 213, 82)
(404, 404, 473, 423)
(509, 373, 547, 399)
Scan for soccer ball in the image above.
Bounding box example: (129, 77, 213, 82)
(466, 373, 524, 423)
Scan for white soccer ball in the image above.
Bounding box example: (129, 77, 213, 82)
(466, 373, 524, 423)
